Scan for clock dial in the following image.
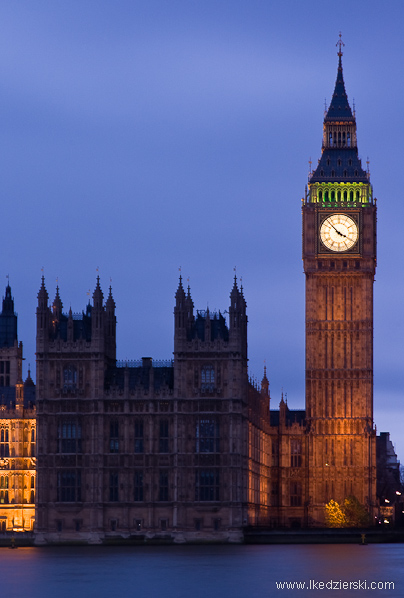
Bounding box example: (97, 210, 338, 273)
(320, 214, 358, 252)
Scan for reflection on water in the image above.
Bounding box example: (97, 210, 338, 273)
(0, 544, 402, 598)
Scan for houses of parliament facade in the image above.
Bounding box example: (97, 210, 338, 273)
(1, 48, 400, 543)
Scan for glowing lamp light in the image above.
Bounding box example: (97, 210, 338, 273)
(384, 519, 390, 524)
(385, 499, 390, 503)
(396, 491, 401, 495)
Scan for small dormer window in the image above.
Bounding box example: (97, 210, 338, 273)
(320, 169, 324, 176)
(337, 159, 342, 166)
(348, 159, 352, 166)
(344, 170, 347, 177)
(327, 158, 330, 166)
(354, 170, 358, 176)
(331, 170, 335, 177)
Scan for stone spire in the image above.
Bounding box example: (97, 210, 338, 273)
(37, 276, 49, 310)
(92, 276, 104, 310)
(325, 35, 353, 122)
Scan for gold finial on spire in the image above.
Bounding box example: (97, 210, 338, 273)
(336, 32, 344, 57)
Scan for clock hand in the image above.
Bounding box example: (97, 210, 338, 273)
(331, 224, 347, 238)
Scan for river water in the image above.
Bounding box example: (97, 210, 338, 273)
(0, 543, 402, 598)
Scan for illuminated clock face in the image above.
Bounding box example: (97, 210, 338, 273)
(320, 214, 358, 252)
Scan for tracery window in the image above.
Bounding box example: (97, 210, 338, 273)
(290, 481, 302, 507)
(0, 428, 10, 457)
(134, 420, 144, 453)
(109, 472, 119, 501)
(57, 421, 82, 453)
(290, 439, 302, 467)
(63, 365, 77, 391)
(31, 428, 35, 457)
(159, 420, 169, 453)
(57, 470, 81, 502)
(195, 469, 219, 501)
(109, 420, 119, 453)
(201, 365, 215, 392)
(134, 471, 143, 501)
(158, 470, 169, 501)
(196, 419, 220, 453)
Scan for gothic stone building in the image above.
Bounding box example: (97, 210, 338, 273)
(0, 285, 36, 532)
(35, 276, 271, 543)
(34, 48, 384, 542)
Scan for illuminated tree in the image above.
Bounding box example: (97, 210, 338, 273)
(324, 496, 370, 528)
(342, 495, 370, 527)
(324, 499, 347, 528)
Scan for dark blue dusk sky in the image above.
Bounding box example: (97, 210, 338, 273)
(1, 1, 404, 457)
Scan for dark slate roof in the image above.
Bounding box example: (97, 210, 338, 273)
(310, 149, 368, 183)
(0, 385, 36, 409)
(270, 409, 306, 427)
(325, 55, 354, 122)
(190, 312, 229, 342)
(105, 365, 174, 392)
(51, 305, 92, 342)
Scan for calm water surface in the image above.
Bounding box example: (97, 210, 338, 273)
(0, 544, 402, 598)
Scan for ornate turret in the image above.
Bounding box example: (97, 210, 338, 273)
(52, 286, 63, 337)
(105, 286, 116, 357)
(229, 275, 247, 358)
(174, 276, 195, 351)
(308, 35, 371, 204)
(92, 276, 104, 310)
(0, 284, 17, 348)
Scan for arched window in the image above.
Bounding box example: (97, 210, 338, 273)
(0, 429, 9, 458)
(31, 428, 35, 457)
(63, 366, 77, 391)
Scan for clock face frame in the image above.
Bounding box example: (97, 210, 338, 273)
(319, 213, 359, 253)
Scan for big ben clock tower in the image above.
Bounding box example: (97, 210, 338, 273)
(302, 38, 376, 525)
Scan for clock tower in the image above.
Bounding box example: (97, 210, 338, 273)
(302, 41, 376, 525)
